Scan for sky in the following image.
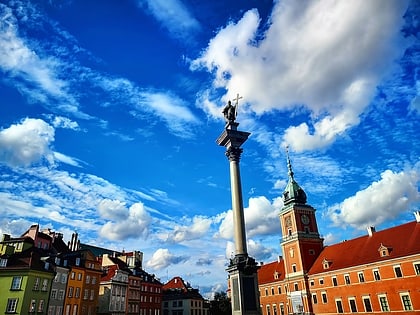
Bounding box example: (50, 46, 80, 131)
(0, 0, 419, 298)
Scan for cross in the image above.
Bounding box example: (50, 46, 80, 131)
(232, 93, 243, 118)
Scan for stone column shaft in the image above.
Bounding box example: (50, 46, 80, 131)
(229, 157, 247, 256)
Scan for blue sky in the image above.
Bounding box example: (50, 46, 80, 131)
(0, 0, 419, 298)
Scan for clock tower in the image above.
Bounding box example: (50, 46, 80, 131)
(279, 151, 324, 314)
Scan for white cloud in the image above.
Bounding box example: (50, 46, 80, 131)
(165, 215, 212, 243)
(217, 196, 280, 240)
(97, 199, 129, 221)
(137, 0, 200, 41)
(99, 202, 152, 240)
(327, 168, 420, 229)
(0, 4, 80, 113)
(192, 0, 409, 151)
(0, 118, 55, 167)
(146, 248, 189, 270)
(50, 116, 80, 130)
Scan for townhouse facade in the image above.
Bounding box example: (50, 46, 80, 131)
(258, 156, 420, 314)
(162, 276, 209, 315)
(0, 233, 55, 315)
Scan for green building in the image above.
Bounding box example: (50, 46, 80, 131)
(0, 234, 55, 314)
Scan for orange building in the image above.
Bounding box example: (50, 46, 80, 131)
(258, 156, 420, 314)
(62, 249, 102, 315)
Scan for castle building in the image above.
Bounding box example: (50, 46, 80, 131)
(258, 156, 420, 314)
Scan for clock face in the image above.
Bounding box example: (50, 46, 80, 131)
(301, 214, 310, 225)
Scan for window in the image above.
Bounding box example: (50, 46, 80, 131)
(86, 275, 90, 284)
(33, 277, 40, 290)
(54, 273, 60, 282)
(378, 295, 390, 311)
(271, 287, 275, 295)
(358, 272, 365, 283)
(75, 258, 80, 266)
(6, 298, 18, 313)
(58, 290, 65, 300)
(349, 298, 357, 312)
(413, 262, 420, 275)
(344, 274, 350, 285)
(30, 300, 36, 313)
(38, 300, 45, 312)
(42, 279, 48, 291)
(400, 293, 413, 311)
(321, 292, 327, 303)
(84, 289, 89, 300)
(309, 249, 315, 255)
(277, 286, 281, 294)
(265, 288, 269, 296)
(75, 287, 80, 298)
(319, 278, 324, 285)
(92, 276, 96, 284)
(394, 265, 403, 278)
(90, 290, 94, 300)
(0, 258, 7, 267)
(312, 294, 318, 304)
(273, 304, 278, 315)
(71, 272, 75, 280)
(292, 264, 297, 272)
(61, 274, 67, 283)
(77, 273, 82, 281)
(266, 305, 271, 315)
(294, 283, 298, 291)
(363, 296, 372, 312)
(332, 276, 338, 286)
(335, 299, 343, 313)
(11, 276, 22, 290)
(51, 289, 57, 299)
(373, 269, 381, 281)
(68, 287, 74, 298)
(280, 303, 285, 315)
(310, 280, 314, 286)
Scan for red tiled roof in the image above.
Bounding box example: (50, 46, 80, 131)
(258, 259, 285, 285)
(163, 276, 188, 292)
(101, 264, 118, 281)
(309, 221, 420, 274)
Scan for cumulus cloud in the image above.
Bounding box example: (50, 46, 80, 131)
(99, 202, 152, 240)
(97, 199, 129, 221)
(327, 168, 420, 229)
(192, 0, 409, 151)
(0, 118, 55, 167)
(146, 248, 189, 270)
(217, 196, 280, 240)
(164, 215, 212, 243)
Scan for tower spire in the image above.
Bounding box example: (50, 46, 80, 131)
(283, 147, 307, 205)
(286, 145, 294, 179)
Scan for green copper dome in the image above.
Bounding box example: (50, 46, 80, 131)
(283, 152, 307, 205)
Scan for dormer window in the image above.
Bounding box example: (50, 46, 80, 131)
(378, 243, 392, 257)
(0, 258, 7, 267)
(322, 258, 332, 270)
(274, 271, 279, 279)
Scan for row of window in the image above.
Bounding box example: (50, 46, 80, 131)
(265, 302, 286, 315)
(5, 298, 45, 314)
(313, 292, 414, 312)
(65, 287, 95, 300)
(312, 262, 420, 288)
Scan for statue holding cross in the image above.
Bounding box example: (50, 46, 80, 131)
(223, 93, 243, 123)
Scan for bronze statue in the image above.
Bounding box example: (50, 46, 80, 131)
(223, 100, 236, 123)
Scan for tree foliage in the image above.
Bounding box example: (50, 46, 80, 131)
(209, 291, 231, 315)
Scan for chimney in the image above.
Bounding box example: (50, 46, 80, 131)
(414, 211, 420, 223)
(367, 226, 376, 237)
